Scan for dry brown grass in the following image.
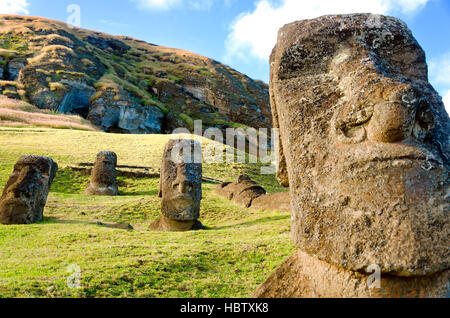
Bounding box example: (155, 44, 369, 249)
(0, 95, 97, 131)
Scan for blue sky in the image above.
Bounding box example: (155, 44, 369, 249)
(1, 0, 450, 112)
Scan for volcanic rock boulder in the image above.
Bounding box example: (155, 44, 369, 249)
(0, 155, 58, 225)
(215, 175, 266, 208)
(255, 14, 450, 298)
(85, 151, 118, 196)
(149, 139, 204, 232)
(251, 191, 291, 213)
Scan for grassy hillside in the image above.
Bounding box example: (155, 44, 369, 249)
(0, 127, 292, 298)
(0, 14, 271, 135)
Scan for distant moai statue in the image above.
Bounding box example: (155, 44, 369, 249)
(85, 151, 118, 196)
(214, 174, 266, 208)
(0, 155, 58, 224)
(150, 139, 203, 232)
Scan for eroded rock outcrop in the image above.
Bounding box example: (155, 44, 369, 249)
(0, 155, 58, 224)
(84, 151, 118, 196)
(0, 15, 271, 134)
(149, 139, 204, 232)
(255, 14, 450, 298)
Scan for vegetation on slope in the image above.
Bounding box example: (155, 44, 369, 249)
(0, 14, 271, 135)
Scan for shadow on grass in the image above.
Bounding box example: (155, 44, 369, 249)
(118, 189, 159, 196)
(207, 214, 290, 231)
(41, 217, 96, 226)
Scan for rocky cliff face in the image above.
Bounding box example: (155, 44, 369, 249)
(0, 15, 271, 134)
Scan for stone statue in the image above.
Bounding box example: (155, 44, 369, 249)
(85, 151, 118, 196)
(254, 14, 449, 298)
(150, 139, 203, 231)
(0, 155, 58, 225)
(215, 174, 266, 208)
(215, 174, 291, 212)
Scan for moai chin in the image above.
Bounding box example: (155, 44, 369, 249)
(85, 151, 118, 196)
(0, 155, 58, 225)
(150, 139, 203, 232)
(254, 14, 450, 298)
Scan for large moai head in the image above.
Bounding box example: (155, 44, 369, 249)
(85, 151, 118, 196)
(0, 155, 58, 225)
(160, 139, 202, 221)
(271, 14, 449, 277)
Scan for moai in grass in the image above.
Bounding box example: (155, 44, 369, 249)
(149, 139, 204, 232)
(0, 155, 58, 225)
(254, 14, 449, 298)
(215, 174, 266, 208)
(85, 151, 118, 196)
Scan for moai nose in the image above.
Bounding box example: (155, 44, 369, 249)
(179, 180, 192, 194)
(367, 86, 418, 143)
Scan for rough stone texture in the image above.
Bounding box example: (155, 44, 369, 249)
(251, 191, 291, 212)
(253, 250, 450, 298)
(214, 175, 266, 208)
(0, 155, 58, 224)
(149, 215, 204, 232)
(151, 139, 202, 231)
(87, 87, 165, 134)
(84, 151, 118, 196)
(56, 80, 96, 117)
(269, 14, 449, 277)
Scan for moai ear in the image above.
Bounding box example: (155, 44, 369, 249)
(276, 138, 289, 187)
(270, 84, 289, 188)
(158, 175, 163, 198)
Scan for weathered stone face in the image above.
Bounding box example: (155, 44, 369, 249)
(0, 155, 58, 224)
(271, 14, 449, 276)
(160, 139, 202, 221)
(85, 151, 118, 196)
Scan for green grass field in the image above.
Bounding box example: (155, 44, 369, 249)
(0, 127, 293, 298)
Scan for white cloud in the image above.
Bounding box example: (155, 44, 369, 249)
(429, 52, 450, 87)
(225, 0, 430, 62)
(131, 0, 213, 11)
(0, 0, 30, 15)
(189, 0, 213, 11)
(429, 52, 450, 115)
(443, 91, 450, 116)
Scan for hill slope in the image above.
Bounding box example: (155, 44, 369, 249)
(0, 15, 271, 134)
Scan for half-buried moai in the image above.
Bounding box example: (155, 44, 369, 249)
(149, 139, 204, 231)
(215, 174, 266, 208)
(254, 14, 450, 298)
(215, 174, 291, 212)
(0, 155, 58, 225)
(85, 151, 118, 196)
